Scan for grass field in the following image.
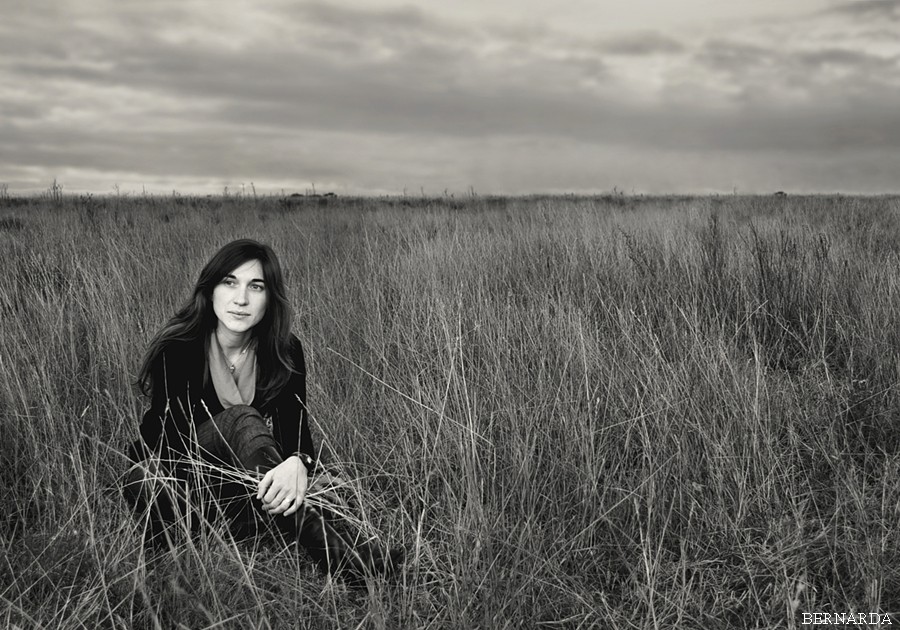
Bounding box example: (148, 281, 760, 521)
(2, 192, 900, 628)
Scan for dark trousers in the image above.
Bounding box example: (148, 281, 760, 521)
(122, 406, 399, 583)
(122, 405, 288, 543)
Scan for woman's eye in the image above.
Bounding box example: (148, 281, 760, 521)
(250, 284, 265, 292)
(222, 278, 236, 287)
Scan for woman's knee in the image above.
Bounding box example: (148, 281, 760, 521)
(217, 405, 263, 425)
(204, 406, 275, 460)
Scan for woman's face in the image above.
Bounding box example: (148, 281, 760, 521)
(212, 259, 268, 335)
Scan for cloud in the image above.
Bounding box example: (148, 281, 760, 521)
(2, 0, 900, 194)
(601, 32, 686, 56)
(695, 39, 775, 73)
(827, 0, 900, 18)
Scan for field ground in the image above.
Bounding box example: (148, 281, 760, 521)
(2, 192, 900, 628)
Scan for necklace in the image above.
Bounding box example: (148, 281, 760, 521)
(226, 339, 252, 374)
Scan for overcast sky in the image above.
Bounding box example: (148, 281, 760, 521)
(2, 0, 899, 195)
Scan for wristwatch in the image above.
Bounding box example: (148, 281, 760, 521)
(292, 452, 315, 473)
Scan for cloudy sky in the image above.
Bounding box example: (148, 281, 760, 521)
(3, 0, 899, 195)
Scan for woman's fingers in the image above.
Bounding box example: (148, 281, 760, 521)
(267, 492, 298, 515)
(266, 483, 306, 515)
(282, 486, 305, 516)
(268, 495, 295, 515)
(262, 484, 301, 511)
(263, 485, 288, 508)
(258, 458, 308, 513)
(256, 470, 274, 501)
(283, 498, 301, 517)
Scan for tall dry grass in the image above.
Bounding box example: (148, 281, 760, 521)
(2, 192, 900, 628)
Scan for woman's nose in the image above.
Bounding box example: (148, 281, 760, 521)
(234, 289, 249, 305)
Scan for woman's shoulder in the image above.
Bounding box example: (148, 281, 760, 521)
(159, 336, 203, 360)
(262, 334, 305, 406)
(152, 336, 205, 376)
(142, 335, 205, 398)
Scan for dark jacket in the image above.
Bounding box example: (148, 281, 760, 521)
(130, 333, 313, 463)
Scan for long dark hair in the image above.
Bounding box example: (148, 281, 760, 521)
(138, 239, 295, 403)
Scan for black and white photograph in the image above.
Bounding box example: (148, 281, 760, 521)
(2, 0, 899, 627)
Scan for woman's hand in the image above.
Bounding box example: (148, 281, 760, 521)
(256, 456, 308, 517)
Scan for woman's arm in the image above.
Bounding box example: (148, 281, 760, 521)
(257, 336, 313, 515)
(273, 336, 314, 459)
(137, 347, 192, 458)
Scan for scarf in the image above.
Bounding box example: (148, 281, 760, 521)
(208, 332, 257, 408)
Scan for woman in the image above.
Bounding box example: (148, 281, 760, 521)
(123, 239, 400, 584)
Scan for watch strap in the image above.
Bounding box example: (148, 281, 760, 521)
(292, 451, 315, 473)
